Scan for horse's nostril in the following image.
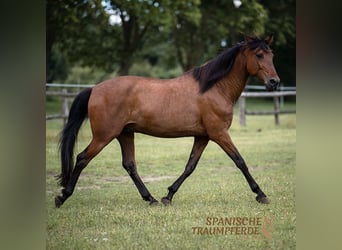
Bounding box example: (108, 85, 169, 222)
(270, 79, 277, 85)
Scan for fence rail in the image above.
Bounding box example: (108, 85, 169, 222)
(46, 84, 296, 126)
(239, 91, 296, 126)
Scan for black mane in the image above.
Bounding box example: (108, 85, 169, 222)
(192, 36, 270, 93)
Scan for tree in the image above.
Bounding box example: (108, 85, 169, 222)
(169, 0, 295, 86)
(171, 0, 268, 72)
(104, 0, 201, 75)
(46, 0, 109, 81)
(47, 0, 295, 85)
(47, 0, 201, 78)
(260, 0, 296, 86)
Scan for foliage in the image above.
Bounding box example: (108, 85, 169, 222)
(46, 0, 109, 81)
(260, 0, 296, 45)
(102, 0, 201, 75)
(259, 0, 296, 86)
(130, 61, 183, 79)
(47, 46, 69, 83)
(64, 65, 113, 85)
(47, 0, 296, 85)
(172, 0, 269, 71)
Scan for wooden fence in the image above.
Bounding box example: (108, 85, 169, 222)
(46, 84, 296, 126)
(238, 91, 296, 126)
(46, 84, 91, 124)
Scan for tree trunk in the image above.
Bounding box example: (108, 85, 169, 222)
(118, 61, 131, 76)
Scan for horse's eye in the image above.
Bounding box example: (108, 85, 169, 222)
(256, 53, 263, 59)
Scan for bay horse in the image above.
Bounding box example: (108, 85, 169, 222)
(55, 34, 280, 208)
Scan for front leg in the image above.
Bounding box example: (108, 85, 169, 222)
(211, 131, 269, 204)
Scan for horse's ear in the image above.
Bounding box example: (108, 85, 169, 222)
(244, 34, 255, 44)
(264, 34, 274, 45)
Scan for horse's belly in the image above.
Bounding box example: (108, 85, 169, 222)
(126, 115, 206, 138)
(133, 127, 206, 138)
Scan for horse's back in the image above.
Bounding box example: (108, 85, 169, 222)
(92, 75, 199, 107)
(88, 75, 207, 137)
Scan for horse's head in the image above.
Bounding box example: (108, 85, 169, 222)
(244, 34, 280, 91)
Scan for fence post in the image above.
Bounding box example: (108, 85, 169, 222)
(62, 89, 69, 125)
(273, 96, 280, 125)
(239, 96, 246, 126)
(280, 83, 284, 107)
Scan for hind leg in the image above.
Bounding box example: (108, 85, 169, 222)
(117, 132, 158, 205)
(55, 138, 110, 208)
(161, 136, 209, 205)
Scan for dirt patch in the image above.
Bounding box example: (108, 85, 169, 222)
(74, 175, 176, 190)
(103, 175, 176, 183)
(76, 185, 102, 190)
(46, 171, 176, 183)
(143, 175, 176, 183)
(47, 173, 177, 191)
(250, 165, 265, 171)
(211, 165, 265, 173)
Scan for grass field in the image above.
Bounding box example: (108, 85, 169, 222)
(46, 101, 296, 249)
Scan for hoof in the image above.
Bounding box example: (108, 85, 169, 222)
(149, 199, 159, 206)
(161, 197, 172, 206)
(54, 196, 64, 208)
(256, 195, 270, 204)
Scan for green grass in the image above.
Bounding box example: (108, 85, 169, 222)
(46, 111, 296, 249)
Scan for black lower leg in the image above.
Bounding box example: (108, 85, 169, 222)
(123, 161, 158, 205)
(161, 153, 202, 205)
(131, 174, 158, 204)
(161, 164, 196, 204)
(232, 154, 269, 204)
(161, 186, 177, 205)
(55, 189, 70, 208)
(55, 152, 87, 207)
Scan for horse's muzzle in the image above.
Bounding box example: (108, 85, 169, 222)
(265, 78, 280, 91)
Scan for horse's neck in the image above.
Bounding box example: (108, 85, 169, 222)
(216, 54, 249, 103)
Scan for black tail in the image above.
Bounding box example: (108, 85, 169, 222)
(57, 88, 92, 187)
